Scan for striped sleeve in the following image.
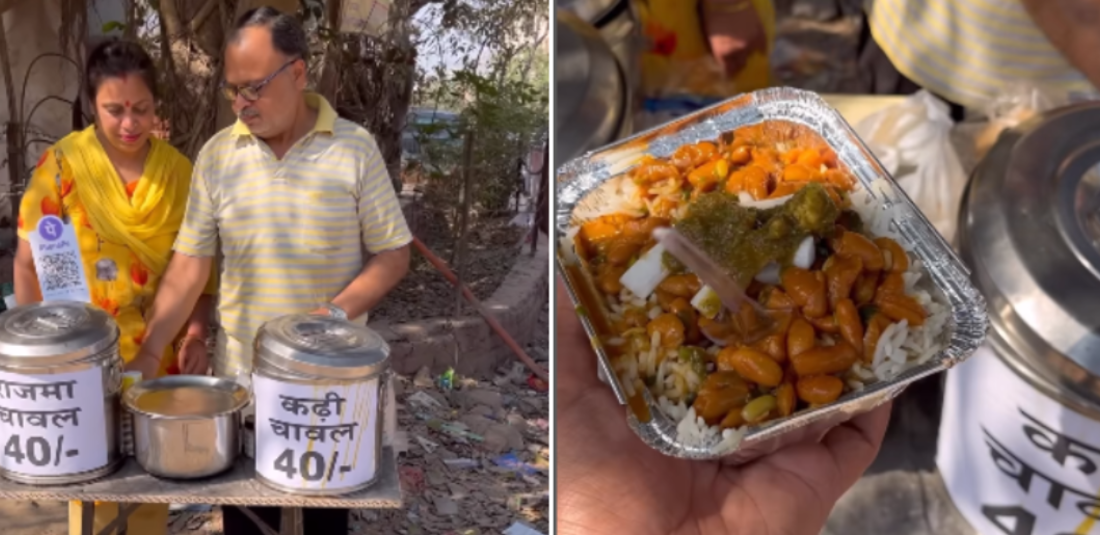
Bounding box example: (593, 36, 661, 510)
(174, 149, 219, 258)
(356, 133, 412, 253)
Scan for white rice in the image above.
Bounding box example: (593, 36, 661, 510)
(657, 187, 951, 447)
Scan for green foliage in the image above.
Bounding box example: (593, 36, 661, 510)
(101, 20, 126, 34)
(414, 65, 547, 212)
(409, 0, 549, 214)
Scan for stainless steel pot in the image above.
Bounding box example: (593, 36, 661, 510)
(123, 375, 249, 479)
(0, 302, 122, 485)
(252, 314, 391, 496)
(555, 9, 631, 169)
(558, 0, 639, 94)
(958, 101, 1100, 411)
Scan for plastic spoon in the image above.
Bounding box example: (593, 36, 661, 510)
(653, 227, 774, 342)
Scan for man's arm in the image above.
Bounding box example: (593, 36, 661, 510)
(141, 254, 213, 354)
(327, 132, 414, 319)
(1022, 0, 1100, 90)
(331, 246, 410, 320)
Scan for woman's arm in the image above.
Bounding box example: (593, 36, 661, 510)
(183, 293, 213, 340)
(14, 239, 42, 305)
(174, 292, 214, 375)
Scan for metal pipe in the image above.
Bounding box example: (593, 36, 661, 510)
(411, 236, 549, 382)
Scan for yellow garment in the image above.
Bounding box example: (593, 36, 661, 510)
(56, 126, 189, 276)
(69, 501, 169, 535)
(18, 130, 218, 535)
(635, 0, 775, 99)
(176, 93, 412, 377)
(869, 0, 1094, 110)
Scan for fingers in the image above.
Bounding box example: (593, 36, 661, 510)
(182, 353, 203, 375)
(820, 401, 893, 488)
(180, 344, 209, 375)
(555, 276, 601, 388)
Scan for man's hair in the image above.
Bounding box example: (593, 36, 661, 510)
(230, 6, 309, 63)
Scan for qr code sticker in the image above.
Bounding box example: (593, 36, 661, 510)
(38, 252, 83, 292)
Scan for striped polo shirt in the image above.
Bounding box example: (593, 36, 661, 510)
(174, 93, 412, 377)
(868, 0, 1096, 111)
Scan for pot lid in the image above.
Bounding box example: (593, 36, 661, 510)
(557, 0, 627, 26)
(254, 314, 390, 379)
(0, 301, 118, 365)
(555, 8, 625, 170)
(961, 102, 1100, 402)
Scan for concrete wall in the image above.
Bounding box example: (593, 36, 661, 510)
(373, 233, 549, 379)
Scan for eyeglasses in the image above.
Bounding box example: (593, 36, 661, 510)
(220, 58, 299, 102)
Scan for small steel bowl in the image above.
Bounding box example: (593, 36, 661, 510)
(123, 375, 250, 479)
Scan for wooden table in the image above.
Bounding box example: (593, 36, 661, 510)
(0, 447, 402, 535)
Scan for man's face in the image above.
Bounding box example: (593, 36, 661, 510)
(224, 26, 305, 139)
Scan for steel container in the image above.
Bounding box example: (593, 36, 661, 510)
(123, 375, 249, 479)
(0, 301, 123, 485)
(556, 87, 989, 462)
(252, 314, 390, 495)
(958, 102, 1100, 409)
(556, 9, 632, 169)
(938, 101, 1100, 535)
(558, 0, 639, 99)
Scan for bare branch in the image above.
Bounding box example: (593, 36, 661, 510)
(189, 0, 219, 34)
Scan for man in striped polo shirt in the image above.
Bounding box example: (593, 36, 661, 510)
(860, 0, 1099, 120)
(127, 7, 411, 533)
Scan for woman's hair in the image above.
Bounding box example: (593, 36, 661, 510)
(83, 39, 159, 103)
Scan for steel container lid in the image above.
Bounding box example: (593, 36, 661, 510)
(253, 314, 390, 380)
(0, 301, 119, 367)
(555, 8, 626, 170)
(558, 0, 628, 26)
(959, 102, 1100, 405)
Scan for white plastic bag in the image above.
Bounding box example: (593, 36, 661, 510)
(855, 90, 968, 244)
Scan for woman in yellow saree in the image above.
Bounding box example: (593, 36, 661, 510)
(13, 39, 216, 535)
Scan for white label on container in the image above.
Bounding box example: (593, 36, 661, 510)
(29, 215, 90, 303)
(253, 374, 379, 491)
(938, 345, 1100, 535)
(0, 367, 107, 475)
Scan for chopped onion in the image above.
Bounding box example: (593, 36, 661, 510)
(619, 242, 670, 299)
(740, 194, 794, 210)
(792, 236, 816, 269)
(754, 263, 780, 285)
(690, 285, 722, 319)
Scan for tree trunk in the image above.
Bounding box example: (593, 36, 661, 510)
(452, 130, 475, 316)
(531, 140, 548, 255)
(316, 0, 342, 103)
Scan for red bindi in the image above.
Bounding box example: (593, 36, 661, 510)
(124, 100, 131, 108)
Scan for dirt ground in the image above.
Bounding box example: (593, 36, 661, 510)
(372, 200, 527, 324)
